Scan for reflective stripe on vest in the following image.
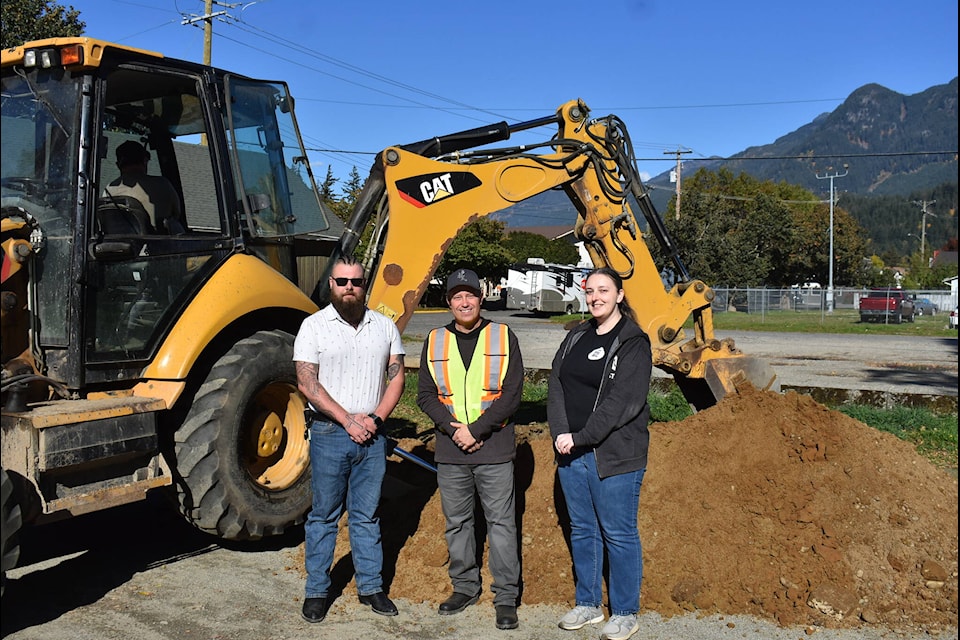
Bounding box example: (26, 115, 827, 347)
(426, 323, 510, 424)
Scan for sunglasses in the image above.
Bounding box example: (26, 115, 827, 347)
(332, 277, 365, 287)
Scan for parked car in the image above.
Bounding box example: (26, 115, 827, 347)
(950, 306, 958, 330)
(912, 297, 938, 316)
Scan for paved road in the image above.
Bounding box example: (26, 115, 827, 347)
(402, 310, 959, 398)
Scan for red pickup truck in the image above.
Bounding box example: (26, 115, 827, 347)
(859, 289, 915, 324)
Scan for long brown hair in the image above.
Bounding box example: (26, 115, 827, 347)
(586, 267, 637, 323)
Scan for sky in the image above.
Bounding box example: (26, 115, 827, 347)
(73, 0, 958, 188)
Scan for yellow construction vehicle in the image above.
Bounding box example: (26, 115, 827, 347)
(2, 37, 776, 592)
(2, 38, 337, 585)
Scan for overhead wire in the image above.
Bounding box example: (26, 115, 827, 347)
(170, 6, 955, 195)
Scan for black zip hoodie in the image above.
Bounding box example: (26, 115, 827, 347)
(547, 317, 652, 478)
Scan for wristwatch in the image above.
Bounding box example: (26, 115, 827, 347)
(368, 413, 384, 428)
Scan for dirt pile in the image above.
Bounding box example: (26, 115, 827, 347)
(307, 386, 958, 633)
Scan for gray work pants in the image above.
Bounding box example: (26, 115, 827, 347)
(437, 461, 520, 606)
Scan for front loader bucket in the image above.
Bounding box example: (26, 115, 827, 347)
(673, 356, 779, 412)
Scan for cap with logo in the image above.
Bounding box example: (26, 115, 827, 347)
(446, 268, 482, 297)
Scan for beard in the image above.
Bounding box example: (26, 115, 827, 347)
(331, 290, 366, 326)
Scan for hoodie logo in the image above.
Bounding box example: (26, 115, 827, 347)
(588, 347, 605, 361)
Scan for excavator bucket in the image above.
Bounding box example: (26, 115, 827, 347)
(704, 356, 780, 402)
(672, 355, 780, 412)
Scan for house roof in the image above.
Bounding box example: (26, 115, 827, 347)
(931, 250, 958, 266)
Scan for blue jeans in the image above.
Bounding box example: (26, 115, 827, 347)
(304, 419, 386, 598)
(557, 451, 644, 616)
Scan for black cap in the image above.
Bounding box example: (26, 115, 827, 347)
(446, 268, 482, 297)
(116, 140, 149, 165)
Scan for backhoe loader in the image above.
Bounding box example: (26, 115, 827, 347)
(329, 99, 778, 409)
(1, 37, 776, 595)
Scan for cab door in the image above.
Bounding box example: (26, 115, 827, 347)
(84, 63, 233, 383)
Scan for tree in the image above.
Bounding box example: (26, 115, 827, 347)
(657, 168, 870, 288)
(318, 165, 338, 203)
(340, 166, 364, 206)
(1, 0, 84, 49)
(503, 230, 579, 266)
(438, 218, 514, 283)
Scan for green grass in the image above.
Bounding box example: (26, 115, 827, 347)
(836, 404, 958, 468)
(389, 373, 957, 470)
(554, 308, 957, 337)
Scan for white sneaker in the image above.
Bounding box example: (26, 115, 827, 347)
(558, 605, 604, 630)
(600, 614, 639, 640)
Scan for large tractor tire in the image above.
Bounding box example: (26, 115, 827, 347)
(1, 467, 22, 598)
(174, 330, 311, 540)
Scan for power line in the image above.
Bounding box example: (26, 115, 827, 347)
(633, 150, 957, 163)
(171, 10, 956, 180)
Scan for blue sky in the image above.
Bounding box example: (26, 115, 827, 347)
(75, 0, 958, 187)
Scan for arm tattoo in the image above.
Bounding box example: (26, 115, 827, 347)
(386, 357, 402, 382)
(295, 361, 321, 398)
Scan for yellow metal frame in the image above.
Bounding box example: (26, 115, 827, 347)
(134, 254, 317, 406)
(1, 36, 162, 69)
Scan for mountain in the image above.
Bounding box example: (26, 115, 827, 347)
(497, 78, 958, 229)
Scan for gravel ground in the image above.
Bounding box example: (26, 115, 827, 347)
(403, 309, 959, 398)
(4, 527, 956, 640)
(3, 313, 956, 640)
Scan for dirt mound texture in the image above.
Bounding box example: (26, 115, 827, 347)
(308, 386, 958, 633)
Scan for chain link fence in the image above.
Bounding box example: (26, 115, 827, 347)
(709, 287, 958, 316)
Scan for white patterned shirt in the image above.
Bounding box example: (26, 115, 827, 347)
(293, 304, 404, 415)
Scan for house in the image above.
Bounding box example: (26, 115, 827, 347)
(931, 250, 958, 267)
(943, 275, 958, 296)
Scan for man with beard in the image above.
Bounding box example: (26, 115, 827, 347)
(294, 256, 405, 623)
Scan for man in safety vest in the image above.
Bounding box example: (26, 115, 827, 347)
(417, 268, 524, 631)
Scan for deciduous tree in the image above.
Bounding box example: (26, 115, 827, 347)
(658, 168, 869, 288)
(503, 230, 579, 266)
(438, 218, 513, 283)
(1, 0, 84, 49)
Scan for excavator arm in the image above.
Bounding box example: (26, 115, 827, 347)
(329, 99, 778, 409)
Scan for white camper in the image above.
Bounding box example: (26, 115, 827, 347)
(504, 258, 587, 314)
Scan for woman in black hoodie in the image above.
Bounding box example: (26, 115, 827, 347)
(548, 267, 652, 640)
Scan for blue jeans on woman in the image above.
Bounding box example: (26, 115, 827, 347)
(557, 451, 645, 616)
(304, 418, 386, 599)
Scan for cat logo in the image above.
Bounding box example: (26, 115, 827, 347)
(395, 171, 482, 208)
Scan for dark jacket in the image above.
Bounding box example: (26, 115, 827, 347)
(417, 318, 523, 465)
(547, 317, 652, 478)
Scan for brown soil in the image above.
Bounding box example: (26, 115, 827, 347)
(298, 386, 958, 633)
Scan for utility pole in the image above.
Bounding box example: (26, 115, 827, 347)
(203, 0, 214, 65)
(182, 0, 229, 144)
(664, 148, 692, 220)
(911, 200, 937, 261)
(815, 165, 848, 313)
(181, 0, 231, 65)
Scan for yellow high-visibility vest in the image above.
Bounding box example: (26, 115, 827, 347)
(426, 323, 510, 424)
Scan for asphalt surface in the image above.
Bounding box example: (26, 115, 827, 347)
(2, 310, 956, 640)
(403, 309, 959, 398)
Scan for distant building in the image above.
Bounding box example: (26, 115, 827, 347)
(931, 250, 958, 267)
